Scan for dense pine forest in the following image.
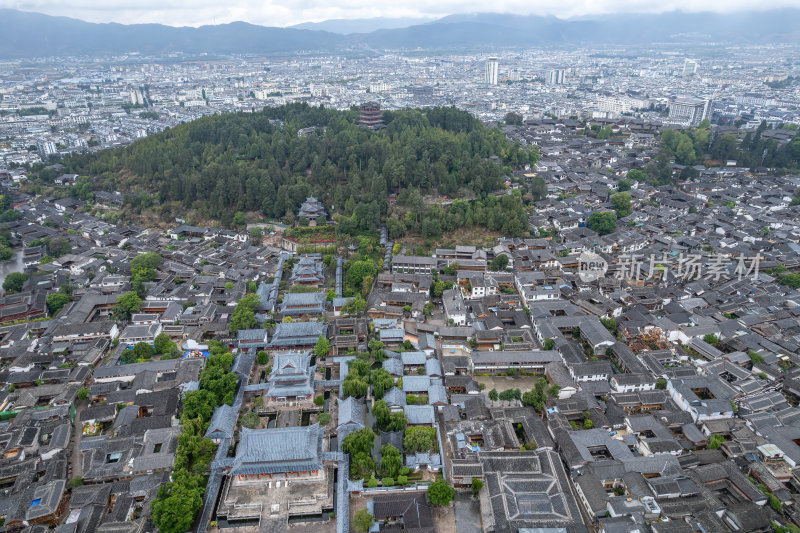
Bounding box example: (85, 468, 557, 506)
(60, 103, 538, 234)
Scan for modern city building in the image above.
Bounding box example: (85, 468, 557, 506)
(485, 57, 499, 85)
(668, 96, 711, 126)
(546, 69, 566, 86)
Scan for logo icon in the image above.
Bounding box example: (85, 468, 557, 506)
(578, 251, 608, 282)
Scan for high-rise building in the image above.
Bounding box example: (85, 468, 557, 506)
(683, 59, 698, 76)
(36, 140, 57, 158)
(485, 57, 499, 85)
(359, 102, 384, 130)
(668, 97, 710, 126)
(546, 69, 565, 86)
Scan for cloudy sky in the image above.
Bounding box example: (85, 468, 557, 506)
(1, 0, 796, 27)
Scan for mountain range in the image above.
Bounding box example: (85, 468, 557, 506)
(1, 8, 798, 58)
(290, 17, 436, 34)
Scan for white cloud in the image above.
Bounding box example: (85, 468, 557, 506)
(1, 0, 797, 27)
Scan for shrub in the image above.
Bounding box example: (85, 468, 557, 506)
(427, 479, 455, 506)
(471, 477, 483, 496)
(381, 477, 394, 486)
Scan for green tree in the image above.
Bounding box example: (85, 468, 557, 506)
(586, 211, 617, 235)
(353, 509, 374, 533)
(427, 479, 455, 506)
(257, 350, 269, 365)
(114, 291, 142, 320)
(349, 261, 376, 291)
(314, 395, 325, 406)
(199, 360, 237, 406)
(655, 378, 667, 390)
(617, 178, 632, 192)
(240, 412, 260, 428)
(748, 350, 764, 364)
(471, 477, 483, 496)
(174, 432, 215, 476)
(341, 427, 375, 457)
(489, 254, 509, 271)
(707, 434, 725, 449)
(318, 412, 331, 425)
(132, 342, 154, 360)
(229, 294, 259, 334)
(2, 272, 28, 293)
(370, 368, 394, 399)
(611, 192, 632, 218)
(529, 176, 548, 201)
(233, 211, 246, 228)
(387, 412, 407, 432)
(488, 389, 498, 401)
(620, 168, 647, 182)
(341, 296, 367, 315)
(583, 419, 593, 429)
(154, 333, 175, 355)
(343, 373, 369, 398)
(380, 444, 402, 478)
(68, 476, 83, 488)
(543, 338, 555, 350)
(373, 399, 391, 429)
(504, 112, 523, 125)
(703, 334, 719, 345)
(130, 252, 162, 271)
(77, 387, 90, 400)
(403, 427, 437, 453)
(151, 470, 205, 533)
(314, 335, 331, 358)
(46, 291, 72, 316)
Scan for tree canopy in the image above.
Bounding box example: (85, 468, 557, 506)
(2, 272, 28, 293)
(611, 192, 632, 218)
(114, 291, 142, 320)
(427, 479, 455, 506)
(61, 103, 537, 228)
(229, 294, 259, 334)
(586, 211, 617, 235)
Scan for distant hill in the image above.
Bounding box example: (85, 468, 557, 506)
(0, 9, 344, 57)
(291, 16, 436, 35)
(358, 10, 800, 49)
(0, 8, 798, 58)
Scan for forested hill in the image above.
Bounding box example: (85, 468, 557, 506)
(61, 104, 538, 233)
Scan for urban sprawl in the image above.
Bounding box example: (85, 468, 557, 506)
(0, 44, 798, 533)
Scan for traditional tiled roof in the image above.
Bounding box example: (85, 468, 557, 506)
(204, 404, 236, 440)
(268, 321, 326, 348)
(337, 396, 365, 429)
(230, 425, 323, 476)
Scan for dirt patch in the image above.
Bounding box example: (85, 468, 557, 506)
(348, 494, 369, 529)
(397, 226, 502, 253)
(475, 374, 542, 395)
(433, 502, 457, 533)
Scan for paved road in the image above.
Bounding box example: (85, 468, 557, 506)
(453, 493, 483, 533)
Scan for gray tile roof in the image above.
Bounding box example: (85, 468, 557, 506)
(230, 425, 323, 476)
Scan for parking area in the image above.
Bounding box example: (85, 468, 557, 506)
(453, 492, 483, 533)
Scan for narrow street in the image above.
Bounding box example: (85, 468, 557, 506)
(70, 399, 87, 479)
